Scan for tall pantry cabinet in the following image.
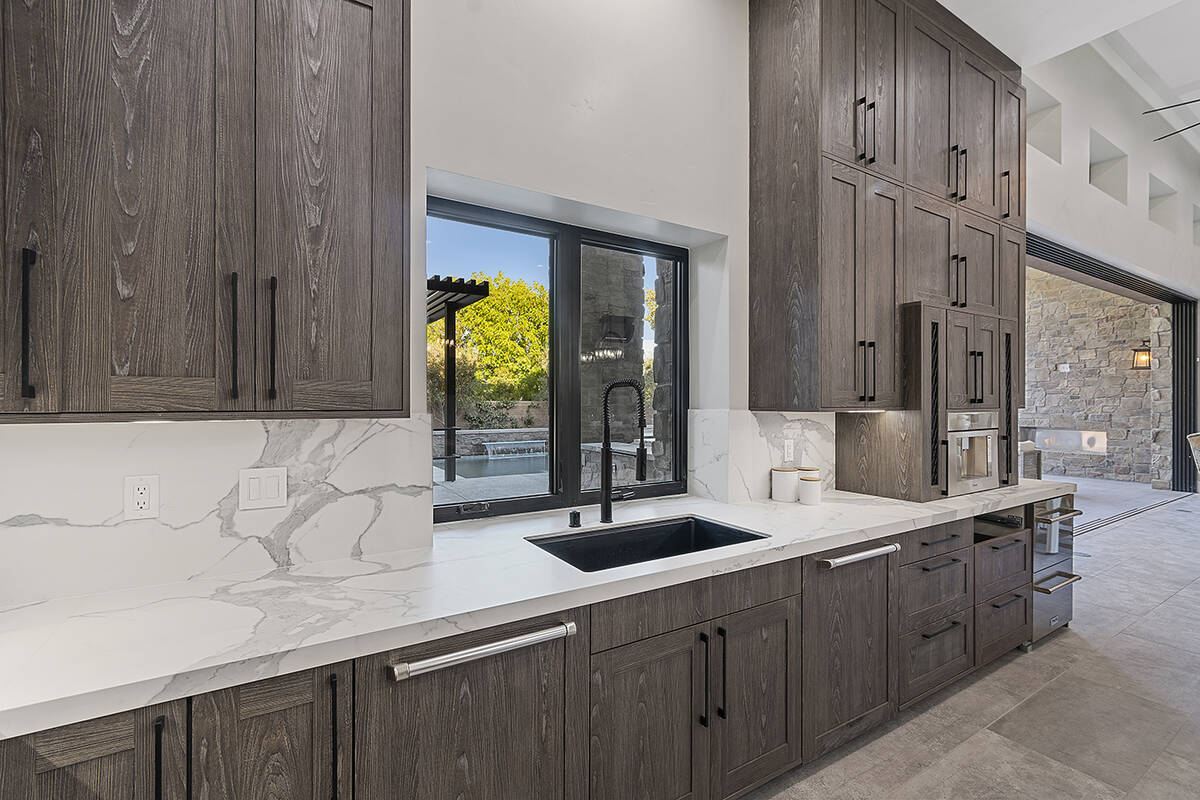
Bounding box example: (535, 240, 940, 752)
(1, 0, 408, 419)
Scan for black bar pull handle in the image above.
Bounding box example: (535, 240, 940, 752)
(1001, 170, 1012, 218)
(153, 714, 165, 800)
(977, 350, 985, 403)
(950, 144, 960, 199)
(959, 148, 968, 201)
(960, 256, 968, 308)
(921, 533, 961, 548)
(268, 276, 278, 400)
(951, 255, 960, 306)
(698, 632, 710, 727)
(859, 340, 868, 402)
(992, 594, 1023, 610)
(230, 272, 240, 400)
(940, 440, 949, 496)
(20, 248, 36, 400)
(859, 96, 869, 160)
(991, 539, 1022, 551)
(330, 673, 339, 800)
(921, 557, 962, 573)
(922, 620, 962, 640)
(716, 626, 728, 720)
(868, 341, 877, 402)
(867, 101, 877, 164)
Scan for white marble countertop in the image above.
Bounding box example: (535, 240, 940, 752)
(0, 479, 1074, 740)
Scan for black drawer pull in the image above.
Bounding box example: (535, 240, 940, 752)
(992, 595, 1023, 610)
(990, 539, 1022, 551)
(230, 271, 240, 400)
(920, 533, 961, 548)
(716, 626, 728, 720)
(699, 632, 710, 727)
(330, 673, 339, 800)
(153, 715, 165, 800)
(921, 557, 961, 573)
(20, 248, 37, 399)
(268, 276, 278, 400)
(922, 620, 962, 640)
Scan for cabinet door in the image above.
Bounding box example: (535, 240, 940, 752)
(999, 318, 1021, 484)
(862, 177, 904, 407)
(711, 599, 802, 800)
(999, 80, 1026, 228)
(959, 213, 1000, 315)
(955, 50, 1001, 218)
(906, 14, 957, 200)
(2, 0, 250, 414)
(820, 160, 867, 409)
(998, 227, 1025, 322)
(945, 309, 974, 410)
(975, 314, 1000, 410)
(802, 541, 897, 760)
(591, 626, 710, 800)
(821, 0, 862, 165)
(256, 0, 407, 412)
(192, 664, 353, 800)
(904, 192, 956, 306)
(0, 702, 187, 799)
(861, 0, 906, 181)
(356, 615, 582, 800)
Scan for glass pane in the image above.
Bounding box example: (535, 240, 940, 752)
(580, 245, 677, 491)
(426, 216, 552, 505)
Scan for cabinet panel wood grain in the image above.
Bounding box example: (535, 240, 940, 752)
(976, 530, 1033, 600)
(821, 0, 862, 165)
(906, 14, 957, 199)
(945, 309, 974, 410)
(955, 50, 1000, 218)
(863, 176, 904, 407)
(975, 314, 1000, 410)
(898, 609, 973, 705)
(999, 79, 1026, 228)
(904, 191, 956, 307)
(862, 0, 906, 180)
(976, 587, 1032, 665)
(898, 549, 974, 633)
(820, 160, 867, 408)
(959, 213, 1000, 315)
(999, 227, 1026, 322)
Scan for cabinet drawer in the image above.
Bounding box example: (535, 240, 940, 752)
(898, 610, 974, 706)
(590, 559, 802, 652)
(975, 587, 1032, 666)
(898, 549, 974, 633)
(898, 519, 973, 565)
(975, 530, 1032, 599)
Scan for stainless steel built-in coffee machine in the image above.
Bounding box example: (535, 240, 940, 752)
(946, 412, 1000, 497)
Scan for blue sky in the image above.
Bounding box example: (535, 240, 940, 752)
(426, 216, 658, 340)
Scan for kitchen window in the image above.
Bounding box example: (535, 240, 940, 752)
(427, 198, 688, 522)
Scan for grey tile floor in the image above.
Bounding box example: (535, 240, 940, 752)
(750, 494, 1200, 800)
(1048, 475, 1189, 532)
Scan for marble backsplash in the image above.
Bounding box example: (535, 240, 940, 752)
(0, 417, 433, 609)
(689, 409, 836, 503)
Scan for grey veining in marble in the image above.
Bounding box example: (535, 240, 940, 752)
(0, 417, 433, 608)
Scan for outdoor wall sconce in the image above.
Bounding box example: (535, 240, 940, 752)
(1131, 339, 1152, 370)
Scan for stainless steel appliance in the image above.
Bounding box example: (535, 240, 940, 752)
(946, 412, 1000, 497)
(1032, 495, 1082, 642)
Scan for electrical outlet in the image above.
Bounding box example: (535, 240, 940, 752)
(124, 475, 160, 520)
(783, 438, 795, 462)
(239, 467, 288, 510)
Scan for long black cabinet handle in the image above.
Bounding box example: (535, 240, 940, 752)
(867, 102, 877, 165)
(20, 248, 36, 399)
(858, 340, 868, 402)
(859, 96, 868, 160)
(977, 350, 985, 403)
(716, 627, 728, 720)
(921, 533, 960, 548)
(268, 276, 278, 400)
(922, 620, 961, 640)
(940, 440, 949, 496)
(698, 632, 710, 727)
(961, 257, 968, 308)
(959, 148, 968, 201)
(950, 144, 959, 199)
(153, 715, 165, 800)
(330, 673, 339, 800)
(992, 594, 1023, 610)
(868, 341, 877, 402)
(1001, 170, 1012, 218)
(230, 272, 240, 400)
(921, 557, 962, 573)
(991, 539, 1022, 551)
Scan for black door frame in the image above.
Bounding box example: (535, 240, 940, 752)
(1027, 233, 1197, 493)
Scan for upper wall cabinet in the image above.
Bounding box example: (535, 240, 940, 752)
(1, 0, 408, 419)
(821, 0, 907, 181)
(999, 79, 1027, 228)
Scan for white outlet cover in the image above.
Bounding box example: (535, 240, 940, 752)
(239, 467, 288, 510)
(783, 438, 795, 462)
(124, 475, 160, 520)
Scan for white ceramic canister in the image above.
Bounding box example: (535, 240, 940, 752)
(771, 467, 800, 502)
(797, 466, 820, 482)
(797, 475, 822, 505)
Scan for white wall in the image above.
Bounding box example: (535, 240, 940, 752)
(1025, 45, 1200, 298)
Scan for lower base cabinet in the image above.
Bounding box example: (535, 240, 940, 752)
(191, 663, 352, 800)
(355, 610, 588, 800)
(0, 702, 187, 800)
(897, 609, 974, 705)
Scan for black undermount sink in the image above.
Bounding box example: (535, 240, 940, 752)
(528, 516, 768, 572)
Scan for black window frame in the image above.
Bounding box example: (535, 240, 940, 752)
(428, 197, 690, 523)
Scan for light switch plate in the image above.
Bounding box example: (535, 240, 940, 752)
(239, 467, 288, 510)
(124, 475, 160, 520)
(783, 438, 795, 462)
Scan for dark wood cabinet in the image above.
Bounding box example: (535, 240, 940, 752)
(0, 702, 187, 800)
(975, 530, 1033, 601)
(822, 0, 906, 180)
(191, 663, 352, 800)
(999, 317, 1022, 485)
(898, 548, 974, 633)
(998, 227, 1026, 322)
(802, 540, 897, 760)
(975, 314, 1000, 409)
(819, 160, 903, 410)
(0, 0, 408, 419)
(906, 13, 958, 200)
(590, 625, 711, 800)
(711, 599, 803, 799)
(954, 50, 1001, 218)
(356, 612, 586, 800)
(897, 608, 974, 705)
(904, 191, 957, 306)
(959, 213, 1000, 315)
(946, 310, 999, 410)
(999, 79, 1027, 228)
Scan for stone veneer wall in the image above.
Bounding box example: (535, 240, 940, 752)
(1019, 269, 1173, 487)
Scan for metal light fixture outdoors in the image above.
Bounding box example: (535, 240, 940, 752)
(1131, 339, 1152, 370)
